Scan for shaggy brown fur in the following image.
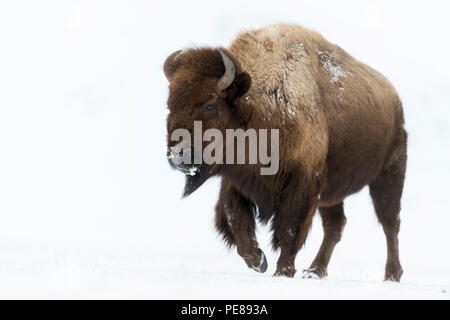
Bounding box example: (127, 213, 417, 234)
(164, 24, 407, 281)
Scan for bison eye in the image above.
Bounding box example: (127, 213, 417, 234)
(202, 103, 217, 113)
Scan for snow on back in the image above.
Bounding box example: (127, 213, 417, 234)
(317, 50, 349, 83)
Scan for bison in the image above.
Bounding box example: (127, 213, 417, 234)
(164, 24, 407, 281)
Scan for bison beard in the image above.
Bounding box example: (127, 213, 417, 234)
(183, 164, 218, 198)
(164, 23, 407, 281)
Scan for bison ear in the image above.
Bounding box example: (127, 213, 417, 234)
(164, 50, 182, 82)
(226, 72, 251, 102)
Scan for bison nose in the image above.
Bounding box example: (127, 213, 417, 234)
(167, 147, 183, 169)
(167, 147, 200, 176)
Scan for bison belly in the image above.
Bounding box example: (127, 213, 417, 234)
(318, 90, 400, 207)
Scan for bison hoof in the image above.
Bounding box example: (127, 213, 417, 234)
(384, 262, 403, 282)
(273, 265, 296, 278)
(302, 267, 327, 279)
(252, 252, 268, 273)
(243, 250, 268, 273)
(384, 267, 403, 282)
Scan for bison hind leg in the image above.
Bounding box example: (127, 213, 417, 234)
(369, 132, 407, 282)
(303, 202, 346, 279)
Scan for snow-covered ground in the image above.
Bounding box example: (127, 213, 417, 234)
(0, 1, 449, 299)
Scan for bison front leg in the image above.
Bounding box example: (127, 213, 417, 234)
(215, 182, 267, 273)
(272, 191, 317, 278)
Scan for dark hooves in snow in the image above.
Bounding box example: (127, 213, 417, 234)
(384, 264, 403, 282)
(384, 272, 402, 282)
(302, 270, 322, 279)
(302, 267, 327, 279)
(251, 251, 268, 273)
(273, 264, 296, 278)
(245, 250, 268, 273)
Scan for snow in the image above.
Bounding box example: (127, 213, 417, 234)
(286, 102, 296, 116)
(0, 0, 450, 299)
(187, 166, 199, 176)
(317, 50, 349, 83)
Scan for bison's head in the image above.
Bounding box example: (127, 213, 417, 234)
(164, 48, 251, 197)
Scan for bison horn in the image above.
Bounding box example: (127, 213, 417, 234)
(164, 50, 182, 82)
(218, 49, 236, 91)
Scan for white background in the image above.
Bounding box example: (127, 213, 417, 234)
(0, 0, 449, 299)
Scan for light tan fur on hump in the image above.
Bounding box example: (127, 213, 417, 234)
(228, 24, 329, 177)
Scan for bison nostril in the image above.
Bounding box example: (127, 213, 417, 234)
(167, 146, 189, 171)
(167, 146, 184, 161)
